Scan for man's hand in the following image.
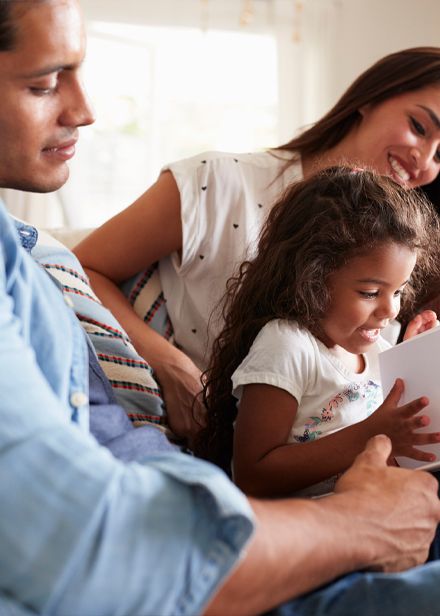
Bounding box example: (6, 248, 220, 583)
(404, 309, 438, 340)
(334, 434, 440, 572)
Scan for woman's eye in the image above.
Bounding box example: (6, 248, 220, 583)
(435, 149, 440, 163)
(410, 116, 425, 136)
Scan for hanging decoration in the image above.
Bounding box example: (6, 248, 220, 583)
(239, 0, 255, 28)
(292, 0, 304, 43)
(200, 0, 210, 31)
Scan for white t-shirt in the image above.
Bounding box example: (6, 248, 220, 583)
(159, 151, 302, 369)
(231, 320, 391, 495)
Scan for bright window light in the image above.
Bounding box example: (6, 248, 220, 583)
(66, 22, 278, 227)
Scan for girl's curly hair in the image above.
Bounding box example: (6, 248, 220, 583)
(195, 167, 440, 470)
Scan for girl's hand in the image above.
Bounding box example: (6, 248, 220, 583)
(404, 309, 438, 340)
(368, 378, 440, 463)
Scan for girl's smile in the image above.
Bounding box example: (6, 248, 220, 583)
(317, 242, 417, 355)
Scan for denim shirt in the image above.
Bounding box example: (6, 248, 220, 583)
(0, 204, 254, 616)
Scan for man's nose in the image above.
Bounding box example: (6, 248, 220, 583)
(59, 77, 95, 128)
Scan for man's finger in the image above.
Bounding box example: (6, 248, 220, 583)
(356, 434, 393, 467)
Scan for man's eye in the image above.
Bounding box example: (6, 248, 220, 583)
(29, 87, 54, 96)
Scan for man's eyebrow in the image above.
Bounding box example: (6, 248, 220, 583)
(417, 105, 440, 130)
(19, 64, 74, 79)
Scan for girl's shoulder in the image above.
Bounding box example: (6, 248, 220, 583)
(232, 320, 318, 394)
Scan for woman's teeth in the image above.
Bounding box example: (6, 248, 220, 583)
(389, 155, 410, 182)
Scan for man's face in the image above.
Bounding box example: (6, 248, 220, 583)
(0, 0, 94, 192)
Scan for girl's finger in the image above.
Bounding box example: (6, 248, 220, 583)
(400, 396, 430, 418)
(398, 446, 437, 463)
(411, 432, 440, 446)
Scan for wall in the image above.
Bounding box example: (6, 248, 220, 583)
(315, 0, 440, 111)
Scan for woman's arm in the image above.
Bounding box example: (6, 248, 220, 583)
(74, 171, 204, 440)
(233, 381, 440, 497)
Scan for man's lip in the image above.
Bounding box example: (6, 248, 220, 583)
(42, 139, 77, 161)
(43, 139, 77, 152)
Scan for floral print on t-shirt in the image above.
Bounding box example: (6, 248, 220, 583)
(294, 380, 381, 443)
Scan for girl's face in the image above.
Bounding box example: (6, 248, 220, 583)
(339, 85, 440, 188)
(318, 242, 417, 354)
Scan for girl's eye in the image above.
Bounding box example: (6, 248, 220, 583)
(435, 149, 440, 164)
(410, 116, 425, 136)
(359, 291, 378, 299)
(393, 289, 402, 298)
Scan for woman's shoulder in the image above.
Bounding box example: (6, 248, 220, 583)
(163, 149, 298, 175)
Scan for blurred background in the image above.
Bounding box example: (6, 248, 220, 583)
(2, 0, 439, 228)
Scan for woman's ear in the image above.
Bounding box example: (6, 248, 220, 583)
(358, 103, 372, 118)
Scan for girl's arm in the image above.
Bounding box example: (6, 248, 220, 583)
(233, 380, 440, 498)
(74, 171, 204, 441)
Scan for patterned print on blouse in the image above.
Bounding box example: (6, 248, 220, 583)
(294, 380, 381, 443)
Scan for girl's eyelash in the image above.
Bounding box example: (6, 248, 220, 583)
(360, 290, 402, 299)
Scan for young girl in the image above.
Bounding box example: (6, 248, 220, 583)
(197, 167, 440, 498)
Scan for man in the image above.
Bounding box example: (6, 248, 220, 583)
(1, 2, 440, 615)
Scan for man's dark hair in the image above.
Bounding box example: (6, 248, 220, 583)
(0, 1, 16, 50)
(0, 1, 46, 51)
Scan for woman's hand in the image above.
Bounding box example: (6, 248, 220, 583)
(404, 309, 438, 340)
(367, 378, 440, 462)
(154, 352, 206, 446)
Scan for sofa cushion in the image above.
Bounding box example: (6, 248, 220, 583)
(32, 228, 170, 428)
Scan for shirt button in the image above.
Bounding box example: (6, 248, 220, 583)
(64, 295, 74, 309)
(70, 392, 88, 407)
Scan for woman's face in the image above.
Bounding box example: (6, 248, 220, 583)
(341, 85, 440, 188)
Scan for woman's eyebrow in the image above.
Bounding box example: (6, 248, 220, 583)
(417, 105, 440, 130)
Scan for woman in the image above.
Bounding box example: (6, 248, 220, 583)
(75, 46, 440, 439)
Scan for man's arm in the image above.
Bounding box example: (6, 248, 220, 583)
(206, 435, 440, 615)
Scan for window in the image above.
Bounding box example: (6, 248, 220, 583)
(65, 22, 278, 227)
